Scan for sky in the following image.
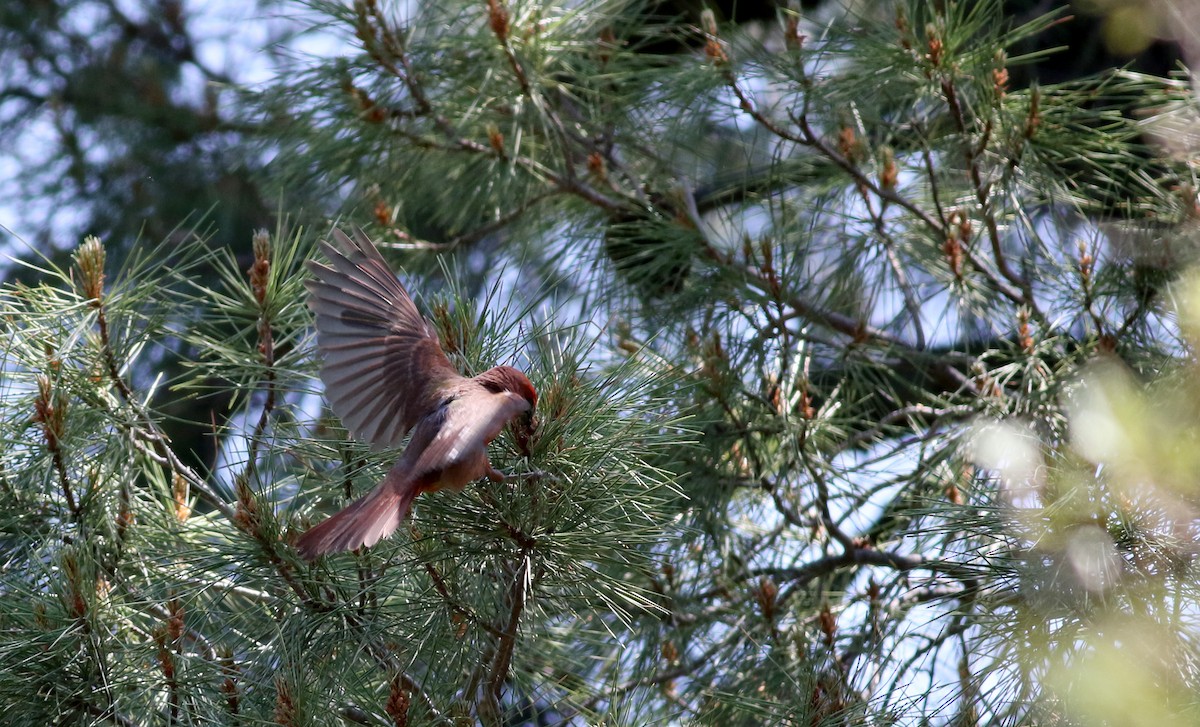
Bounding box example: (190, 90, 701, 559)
(0, 0, 340, 264)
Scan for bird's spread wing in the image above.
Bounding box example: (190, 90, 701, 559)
(307, 228, 462, 449)
(408, 388, 531, 480)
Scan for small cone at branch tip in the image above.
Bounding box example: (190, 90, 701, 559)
(295, 228, 538, 560)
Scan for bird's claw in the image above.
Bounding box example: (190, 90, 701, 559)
(485, 465, 557, 484)
(513, 468, 557, 483)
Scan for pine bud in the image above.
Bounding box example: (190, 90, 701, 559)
(879, 146, 897, 191)
(1024, 86, 1041, 139)
(597, 27, 617, 64)
(785, 14, 804, 50)
(387, 673, 411, 726)
(586, 151, 606, 181)
(819, 604, 837, 647)
(156, 630, 175, 680)
(992, 51, 1009, 96)
(741, 233, 755, 263)
(250, 230, 271, 306)
(943, 236, 962, 278)
(75, 235, 106, 304)
(487, 123, 505, 156)
(486, 0, 509, 43)
(220, 649, 242, 716)
(701, 10, 728, 63)
(116, 485, 133, 535)
(174, 472, 191, 522)
(167, 597, 185, 641)
(274, 677, 299, 727)
(837, 126, 860, 162)
(895, 7, 912, 50)
(756, 576, 778, 622)
(661, 639, 679, 664)
(1017, 307, 1033, 352)
(63, 552, 88, 620)
(374, 200, 393, 226)
(798, 387, 815, 420)
(925, 24, 943, 67)
(1078, 240, 1094, 285)
(233, 475, 260, 535)
(33, 374, 63, 449)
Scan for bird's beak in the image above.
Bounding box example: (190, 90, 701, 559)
(514, 410, 536, 457)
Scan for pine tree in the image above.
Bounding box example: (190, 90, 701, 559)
(3, 0, 1199, 724)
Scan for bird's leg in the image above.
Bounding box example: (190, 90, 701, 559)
(484, 452, 555, 485)
(485, 462, 557, 483)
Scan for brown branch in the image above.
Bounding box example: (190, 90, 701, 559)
(379, 190, 563, 252)
(791, 104, 1030, 306)
(724, 70, 1029, 311)
(81, 249, 236, 523)
(96, 298, 136, 405)
(485, 540, 535, 713)
(799, 440, 856, 553)
(770, 546, 979, 614)
(34, 376, 79, 522)
(918, 135, 950, 228)
(837, 403, 974, 452)
(694, 87, 1016, 338)
(762, 476, 810, 529)
(708, 239, 922, 358)
(338, 609, 453, 726)
(423, 561, 506, 639)
(248, 231, 277, 459)
(357, 0, 444, 131)
(389, 126, 625, 212)
(578, 617, 748, 711)
(669, 530, 980, 608)
(237, 231, 279, 495)
(702, 241, 979, 410)
(339, 704, 373, 725)
(122, 428, 235, 522)
(81, 701, 138, 727)
(787, 109, 948, 239)
(940, 78, 1040, 318)
(356, 0, 631, 222)
(486, 0, 532, 98)
(857, 185, 928, 349)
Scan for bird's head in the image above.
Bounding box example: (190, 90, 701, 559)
(476, 365, 537, 408)
(476, 365, 538, 455)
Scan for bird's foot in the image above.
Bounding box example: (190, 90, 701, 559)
(512, 468, 558, 483)
(485, 466, 556, 484)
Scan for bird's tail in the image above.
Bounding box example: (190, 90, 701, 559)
(295, 465, 417, 561)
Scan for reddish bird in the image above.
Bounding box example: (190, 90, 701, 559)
(295, 229, 537, 561)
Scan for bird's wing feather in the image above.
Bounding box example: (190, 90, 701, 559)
(306, 228, 463, 449)
(409, 389, 531, 479)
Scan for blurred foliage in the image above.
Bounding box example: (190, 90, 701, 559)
(970, 271, 1200, 726)
(0, 0, 294, 255)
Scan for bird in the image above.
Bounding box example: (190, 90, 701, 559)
(294, 228, 538, 561)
